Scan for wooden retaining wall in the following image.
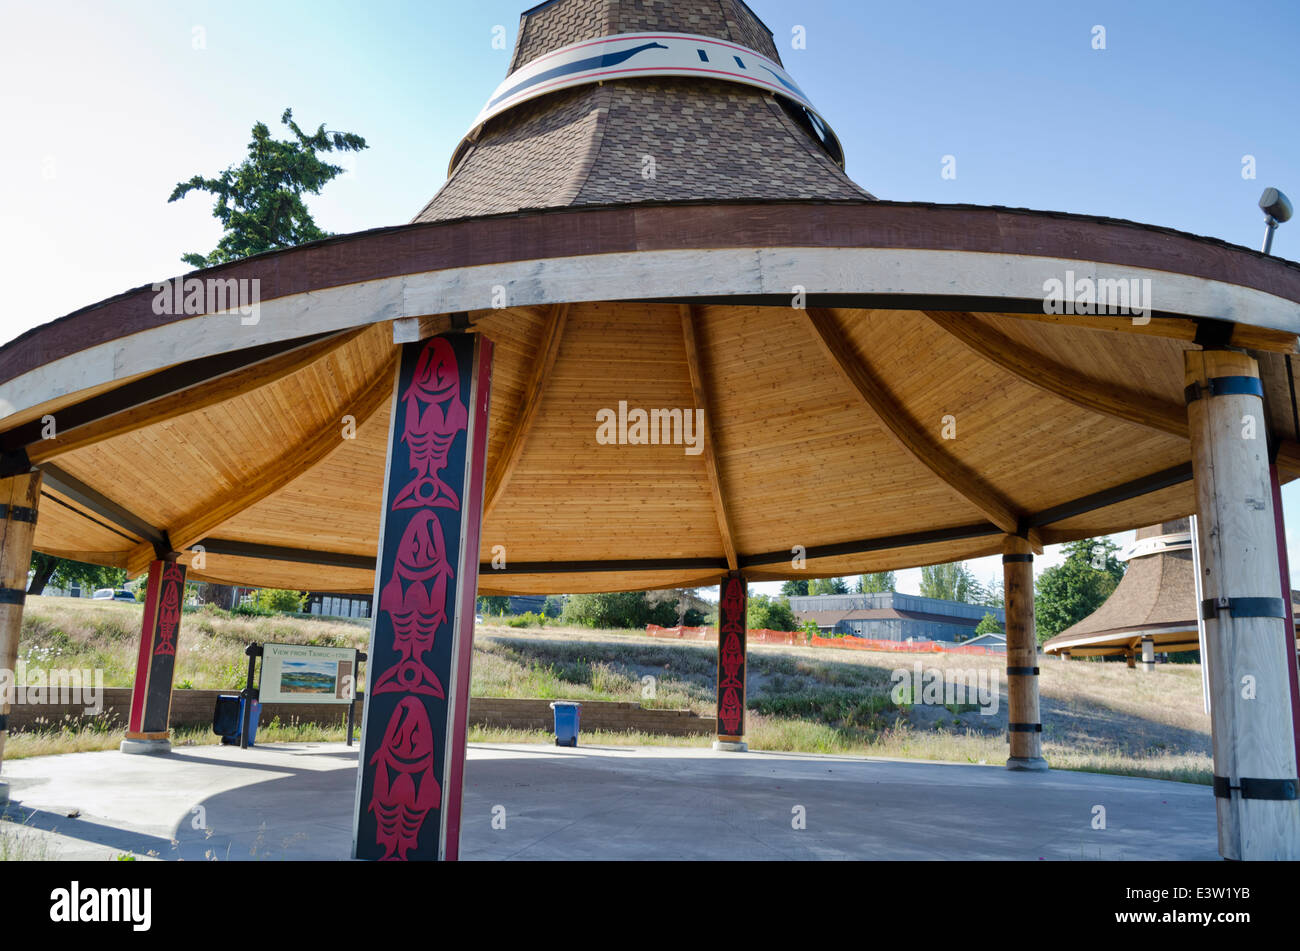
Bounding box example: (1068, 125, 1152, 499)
(6, 688, 714, 737)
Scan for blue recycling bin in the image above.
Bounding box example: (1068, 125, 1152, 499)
(549, 701, 581, 747)
(214, 693, 261, 746)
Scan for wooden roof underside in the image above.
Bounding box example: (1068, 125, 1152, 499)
(20, 303, 1300, 595)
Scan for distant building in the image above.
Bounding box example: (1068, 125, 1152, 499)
(788, 592, 1003, 643)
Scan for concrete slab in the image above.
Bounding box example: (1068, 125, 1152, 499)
(0, 742, 1219, 860)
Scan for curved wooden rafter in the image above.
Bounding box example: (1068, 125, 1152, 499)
(124, 354, 398, 577)
(804, 307, 1037, 546)
(680, 305, 739, 570)
(482, 303, 569, 519)
(924, 310, 1188, 438)
(990, 310, 1298, 354)
(27, 328, 370, 463)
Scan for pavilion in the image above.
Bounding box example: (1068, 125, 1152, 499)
(1, 0, 1299, 860)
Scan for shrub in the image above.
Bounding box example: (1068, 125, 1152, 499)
(253, 589, 307, 613)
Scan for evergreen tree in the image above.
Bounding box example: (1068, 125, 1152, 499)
(169, 108, 367, 268)
(1034, 538, 1124, 644)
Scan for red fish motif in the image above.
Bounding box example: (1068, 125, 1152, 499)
(392, 338, 468, 511)
(720, 631, 743, 686)
(154, 563, 184, 657)
(719, 686, 743, 735)
(369, 696, 441, 861)
(373, 510, 453, 697)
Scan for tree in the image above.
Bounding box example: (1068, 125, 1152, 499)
(747, 594, 799, 631)
(919, 561, 976, 602)
(974, 612, 1003, 636)
(780, 579, 809, 597)
(477, 595, 510, 616)
(1034, 538, 1124, 644)
(169, 108, 367, 268)
(808, 576, 849, 595)
(970, 576, 1004, 608)
(856, 572, 895, 594)
(542, 595, 564, 619)
(27, 552, 125, 596)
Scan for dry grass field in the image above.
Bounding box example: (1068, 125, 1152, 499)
(6, 596, 1212, 783)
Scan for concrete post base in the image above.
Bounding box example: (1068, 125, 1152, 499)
(120, 738, 172, 755)
(1005, 756, 1049, 772)
(712, 740, 748, 752)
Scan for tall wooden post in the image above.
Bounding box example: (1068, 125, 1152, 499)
(1003, 536, 1046, 770)
(1186, 348, 1300, 859)
(713, 571, 747, 752)
(0, 470, 40, 804)
(121, 558, 187, 754)
(352, 332, 493, 861)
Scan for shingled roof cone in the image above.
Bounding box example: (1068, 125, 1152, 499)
(1044, 520, 1300, 662)
(415, 0, 872, 222)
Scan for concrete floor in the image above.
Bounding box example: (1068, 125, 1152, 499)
(0, 742, 1219, 860)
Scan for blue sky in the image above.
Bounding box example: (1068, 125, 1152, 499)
(2, 0, 1298, 595)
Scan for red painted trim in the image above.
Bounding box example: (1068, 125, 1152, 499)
(127, 560, 161, 733)
(1269, 465, 1300, 769)
(442, 335, 493, 861)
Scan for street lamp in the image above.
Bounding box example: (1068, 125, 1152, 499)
(1260, 187, 1293, 255)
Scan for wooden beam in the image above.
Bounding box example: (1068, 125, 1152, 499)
(680, 305, 739, 570)
(124, 355, 397, 576)
(40, 463, 163, 549)
(482, 304, 569, 519)
(924, 310, 1188, 438)
(804, 307, 1024, 536)
(12, 329, 364, 457)
(990, 311, 1298, 355)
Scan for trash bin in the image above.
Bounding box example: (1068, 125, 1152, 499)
(549, 701, 581, 747)
(213, 693, 260, 746)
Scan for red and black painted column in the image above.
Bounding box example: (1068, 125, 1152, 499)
(714, 571, 748, 751)
(121, 558, 187, 753)
(352, 332, 493, 861)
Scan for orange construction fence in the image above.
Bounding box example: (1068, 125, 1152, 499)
(644, 625, 1002, 655)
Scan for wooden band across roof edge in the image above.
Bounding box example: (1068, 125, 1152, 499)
(5, 200, 1300, 388)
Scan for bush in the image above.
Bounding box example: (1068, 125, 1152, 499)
(542, 596, 564, 619)
(747, 594, 798, 632)
(561, 591, 680, 629)
(505, 611, 547, 628)
(253, 589, 306, 614)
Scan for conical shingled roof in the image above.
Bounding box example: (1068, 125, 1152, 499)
(1044, 520, 1300, 656)
(413, 0, 873, 223)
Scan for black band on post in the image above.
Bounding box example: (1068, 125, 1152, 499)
(0, 504, 37, 524)
(1213, 776, 1299, 800)
(1184, 376, 1264, 405)
(1008, 722, 1042, 733)
(1006, 666, 1040, 676)
(1200, 597, 1287, 621)
(0, 587, 25, 606)
(0, 714, 8, 731)
(1002, 553, 1033, 563)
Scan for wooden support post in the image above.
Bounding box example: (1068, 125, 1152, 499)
(1140, 636, 1156, 672)
(0, 470, 41, 804)
(352, 332, 493, 861)
(1126, 651, 1136, 669)
(713, 572, 748, 752)
(1003, 536, 1047, 770)
(1186, 348, 1300, 859)
(121, 558, 187, 754)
